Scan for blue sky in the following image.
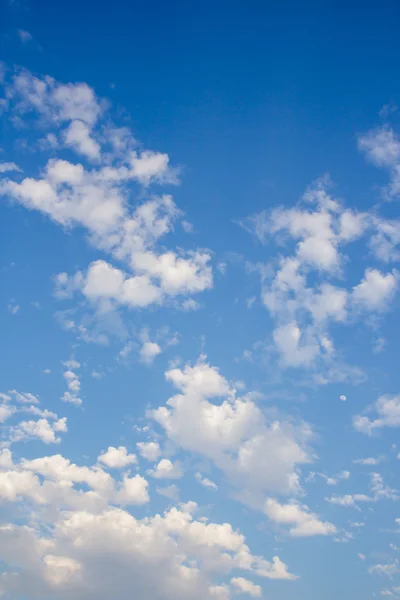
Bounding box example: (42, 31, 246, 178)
(1, 1, 400, 599)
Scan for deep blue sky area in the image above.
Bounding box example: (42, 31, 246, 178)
(1, 2, 400, 600)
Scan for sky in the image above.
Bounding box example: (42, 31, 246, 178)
(1, 1, 400, 599)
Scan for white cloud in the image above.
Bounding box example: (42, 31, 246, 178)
(369, 561, 400, 579)
(137, 441, 161, 462)
(11, 417, 67, 444)
(353, 457, 383, 466)
(325, 472, 397, 507)
(195, 472, 218, 490)
(115, 474, 149, 505)
(0, 447, 297, 599)
(265, 498, 336, 537)
(0, 404, 15, 423)
(0, 68, 213, 323)
(273, 322, 320, 367)
(241, 175, 400, 377)
(0, 162, 21, 173)
(17, 29, 33, 43)
(61, 363, 82, 406)
(149, 458, 183, 479)
(140, 341, 161, 364)
(98, 446, 137, 469)
(152, 357, 313, 504)
(64, 119, 101, 160)
(352, 268, 397, 311)
(7, 390, 40, 404)
(325, 494, 372, 508)
(8, 301, 20, 315)
(358, 126, 400, 199)
(353, 395, 400, 435)
(231, 577, 261, 597)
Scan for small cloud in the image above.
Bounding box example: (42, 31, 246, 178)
(340, 395, 347, 402)
(17, 29, 33, 43)
(156, 484, 180, 501)
(181, 220, 193, 233)
(43, 369, 51, 375)
(91, 370, 104, 379)
(8, 301, 20, 315)
(246, 296, 256, 309)
(195, 472, 218, 490)
(373, 337, 386, 354)
(358, 553, 366, 560)
(0, 162, 21, 173)
(181, 298, 201, 311)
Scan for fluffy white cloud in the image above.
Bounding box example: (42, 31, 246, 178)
(0, 445, 296, 599)
(0, 68, 214, 321)
(195, 472, 218, 490)
(148, 458, 183, 479)
(61, 361, 82, 406)
(272, 322, 320, 367)
(352, 268, 398, 311)
(242, 175, 399, 376)
(152, 357, 313, 505)
(231, 577, 261, 597)
(12, 417, 67, 444)
(265, 498, 336, 537)
(64, 119, 101, 160)
(359, 126, 400, 199)
(353, 395, 400, 434)
(137, 441, 161, 462)
(98, 446, 137, 469)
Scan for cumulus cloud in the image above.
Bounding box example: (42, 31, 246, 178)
(98, 446, 137, 469)
(0, 447, 297, 599)
(136, 441, 161, 462)
(264, 498, 336, 537)
(148, 458, 183, 479)
(231, 577, 261, 597)
(241, 175, 399, 376)
(61, 360, 82, 406)
(353, 395, 400, 435)
(352, 268, 398, 311)
(358, 126, 400, 198)
(151, 356, 313, 505)
(0, 67, 213, 323)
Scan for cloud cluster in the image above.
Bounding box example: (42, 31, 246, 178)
(0, 389, 67, 444)
(353, 395, 400, 435)
(242, 176, 399, 372)
(152, 356, 314, 507)
(0, 446, 296, 599)
(0, 68, 213, 322)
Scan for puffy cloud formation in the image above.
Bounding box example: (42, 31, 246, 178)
(353, 395, 400, 435)
(152, 356, 313, 505)
(241, 176, 399, 373)
(0, 448, 296, 599)
(136, 441, 161, 462)
(358, 125, 400, 199)
(98, 446, 137, 469)
(148, 458, 183, 479)
(0, 67, 213, 317)
(0, 389, 67, 444)
(264, 498, 336, 537)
